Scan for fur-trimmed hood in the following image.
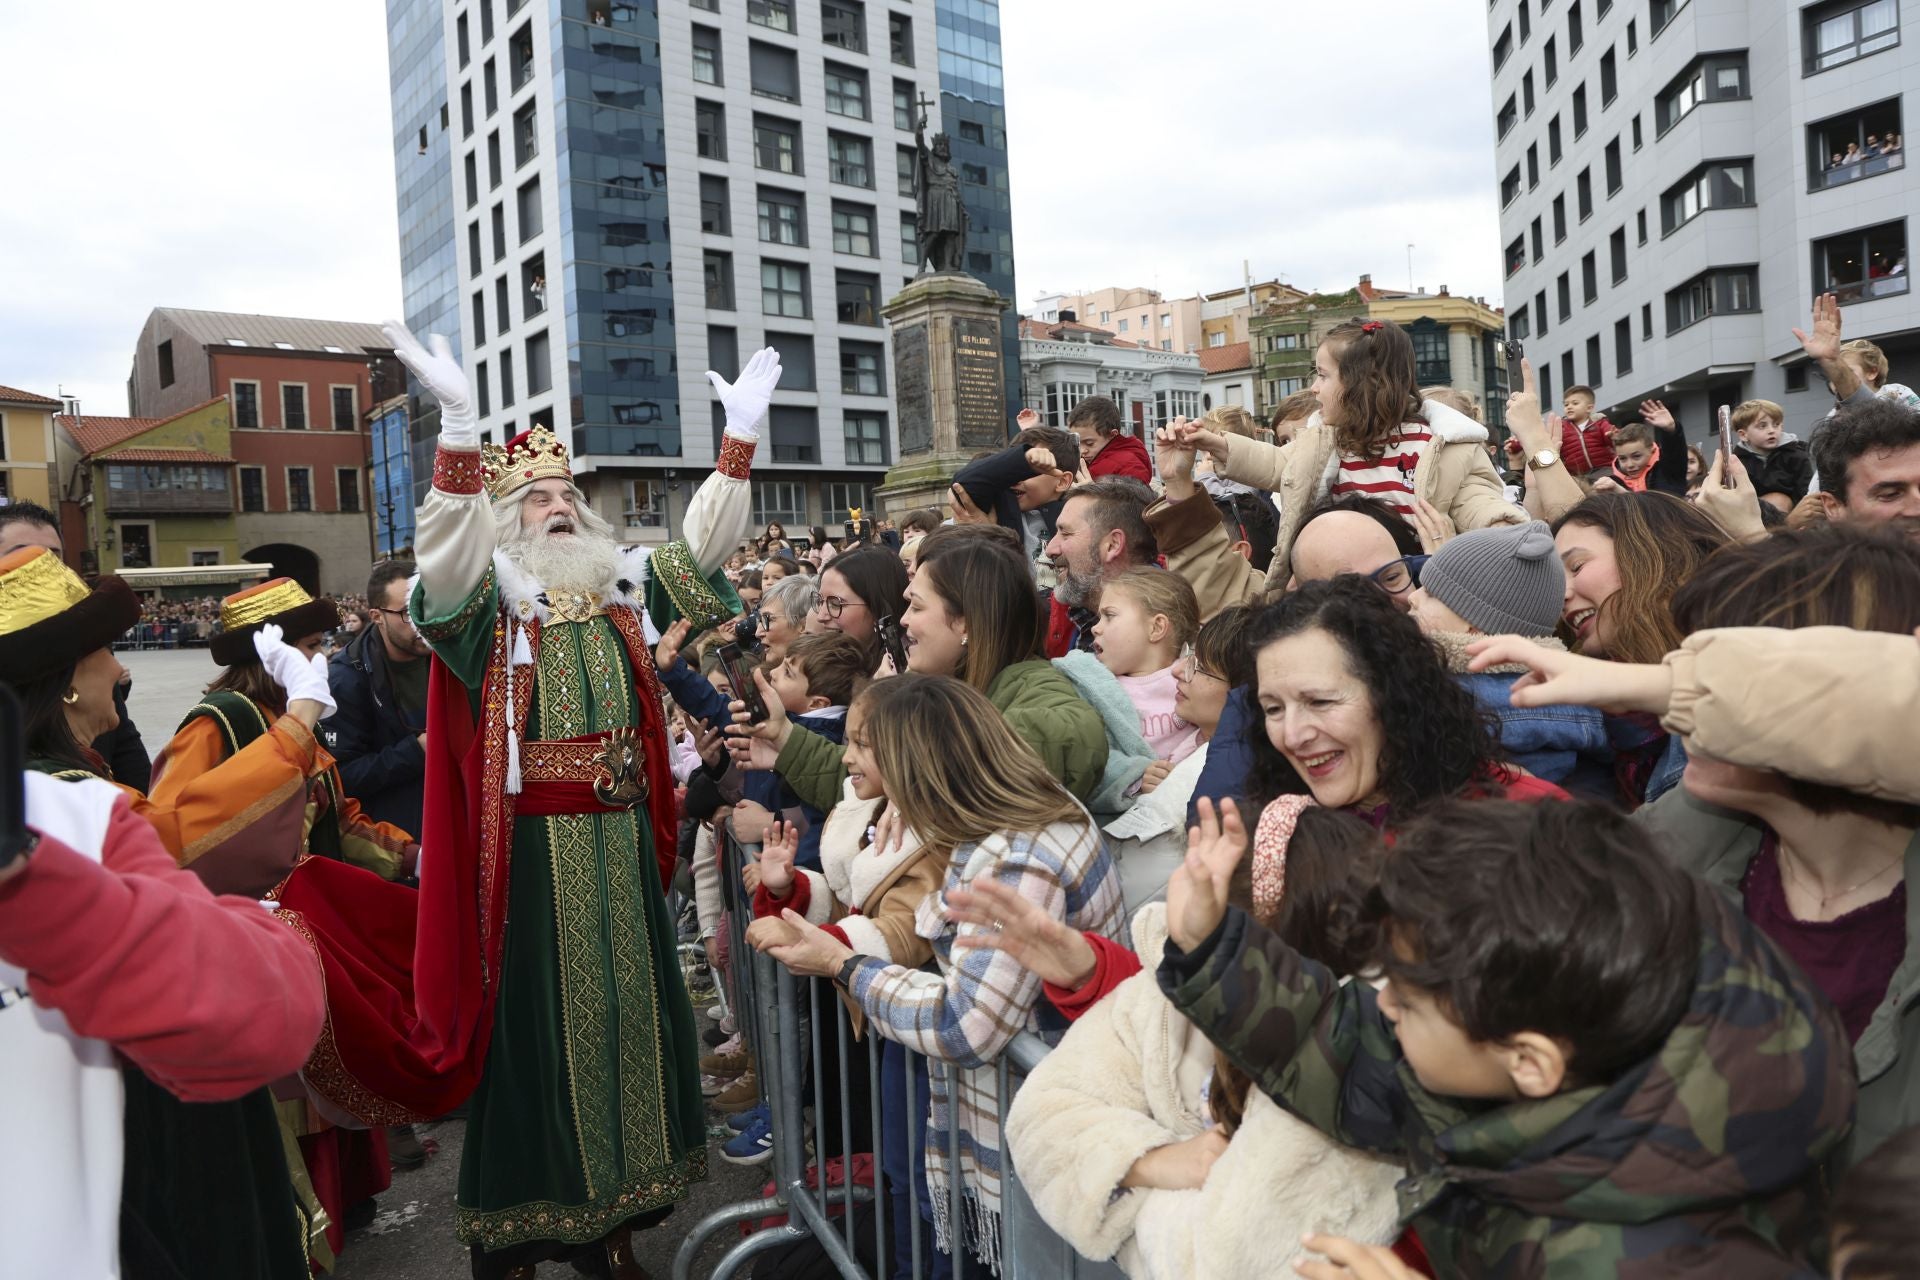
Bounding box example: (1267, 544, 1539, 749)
(1426, 627, 1566, 675)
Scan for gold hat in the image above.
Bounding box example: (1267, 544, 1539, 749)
(482, 426, 573, 501)
(210, 576, 342, 666)
(0, 547, 142, 684)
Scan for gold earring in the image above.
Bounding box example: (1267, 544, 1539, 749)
(63, 688, 81, 705)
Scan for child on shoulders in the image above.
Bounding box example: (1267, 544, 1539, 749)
(1093, 567, 1202, 767)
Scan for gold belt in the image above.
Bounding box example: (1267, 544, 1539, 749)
(519, 728, 650, 808)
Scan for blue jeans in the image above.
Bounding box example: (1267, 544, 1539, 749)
(879, 1040, 949, 1280)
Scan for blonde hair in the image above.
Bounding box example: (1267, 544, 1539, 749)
(856, 675, 1083, 856)
(1102, 566, 1199, 651)
(1203, 405, 1263, 440)
(1730, 399, 1784, 435)
(1842, 338, 1890, 389)
(1420, 386, 1482, 422)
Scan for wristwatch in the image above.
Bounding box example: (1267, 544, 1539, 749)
(1526, 448, 1561, 471)
(835, 954, 868, 989)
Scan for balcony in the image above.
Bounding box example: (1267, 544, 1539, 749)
(106, 486, 233, 515)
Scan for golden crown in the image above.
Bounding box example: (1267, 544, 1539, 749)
(482, 426, 573, 501)
(220, 576, 315, 632)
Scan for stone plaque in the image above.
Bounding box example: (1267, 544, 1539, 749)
(952, 316, 1004, 449)
(894, 323, 933, 456)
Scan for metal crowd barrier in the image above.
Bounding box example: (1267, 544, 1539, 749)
(672, 834, 1124, 1280)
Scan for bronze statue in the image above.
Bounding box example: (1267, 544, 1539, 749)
(913, 99, 970, 275)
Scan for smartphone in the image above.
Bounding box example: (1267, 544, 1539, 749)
(717, 642, 768, 724)
(0, 685, 29, 872)
(875, 613, 909, 674)
(1503, 337, 1525, 364)
(1717, 405, 1737, 487)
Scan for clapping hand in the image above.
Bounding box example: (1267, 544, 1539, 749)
(946, 875, 1099, 989)
(1166, 798, 1247, 952)
(707, 348, 782, 439)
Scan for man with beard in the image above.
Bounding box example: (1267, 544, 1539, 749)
(384, 320, 780, 1280)
(1812, 397, 1920, 540)
(1040, 477, 1157, 657)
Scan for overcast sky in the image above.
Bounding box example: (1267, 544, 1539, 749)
(0, 1, 1500, 419)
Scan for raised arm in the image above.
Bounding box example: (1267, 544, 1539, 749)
(687, 348, 782, 572)
(385, 321, 491, 619)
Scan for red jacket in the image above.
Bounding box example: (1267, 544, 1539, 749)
(1089, 432, 1153, 484)
(1559, 415, 1616, 474)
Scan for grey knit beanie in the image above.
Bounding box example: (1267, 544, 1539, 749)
(1421, 520, 1563, 637)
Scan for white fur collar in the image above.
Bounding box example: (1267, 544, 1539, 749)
(491, 545, 659, 642)
(817, 780, 929, 910)
(1418, 396, 1493, 445)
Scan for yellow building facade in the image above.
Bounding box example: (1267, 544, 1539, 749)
(0, 384, 62, 508)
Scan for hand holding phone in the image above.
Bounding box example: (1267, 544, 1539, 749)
(1717, 405, 1737, 487)
(875, 614, 909, 674)
(717, 643, 768, 724)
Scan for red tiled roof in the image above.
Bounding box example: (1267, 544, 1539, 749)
(57, 395, 228, 458)
(1019, 316, 1135, 347)
(0, 384, 61, 406)
(101, 447, 235, 465)
(1198, 341, 1252, 374)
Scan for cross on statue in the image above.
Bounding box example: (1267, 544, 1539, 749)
(910, 92, 969, 274)
(915, 91, 936, 131)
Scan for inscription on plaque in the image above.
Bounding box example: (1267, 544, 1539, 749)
(893, 323, 932, 456)
(953, 317, 1004, 449)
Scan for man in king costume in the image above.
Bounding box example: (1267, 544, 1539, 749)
(388, 322, 782, 1279)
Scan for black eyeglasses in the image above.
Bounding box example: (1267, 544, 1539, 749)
(1367, 555, 1429, 596)
(816, 595, 867, 620)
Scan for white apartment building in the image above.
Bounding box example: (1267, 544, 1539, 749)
(1018, 316, 1202, 438)
(1488, 0, 1916, 439)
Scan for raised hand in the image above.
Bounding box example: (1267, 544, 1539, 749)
(382, 321, 474, 443)
(947, 481, 992, 525)
(947, 875, 1099, 989)
(1464, 636, 1672, 713)
(1639, 398, 1676, 431)
(1793, 292, 1844, 364)
(1505, 358, 1547, 449)
(1169, 418, 1231, 464)
(1695, 449, 1766, 543)
(759, 819, 799, 896)
(707, 347, 783, 439)
(1167, 798, 1247, 952)
(1016, 407, 1040, 431)
(1154, 419, 1198, 493)
(654, 618, 692, 674)
(252, 623, 337, 716)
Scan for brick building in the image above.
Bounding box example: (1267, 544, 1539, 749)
(126, 308, 394, 595)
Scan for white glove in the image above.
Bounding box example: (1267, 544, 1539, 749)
(706, 348, 782, 441)
(252, 623, 339, 716)
(383, 319, 477, 449)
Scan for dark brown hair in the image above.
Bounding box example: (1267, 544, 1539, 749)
(1551, 492, 1731, 664)
(914, 536, 1042, 691)
(1320, 319, 1424, 457)
(1269, 390, 1320, 432)
(12, 662, 96, 776)
(784, 632, 872, 707)
(1812, 397, 1920, 503)
(1015, 424, 1080, 473)
(206, 662, 287, 712)
(1060, 477, 1159, 565)
(1067, 394, 1123, 438)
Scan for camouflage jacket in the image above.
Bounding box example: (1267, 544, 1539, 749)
(1157, 881, 1856, 1278)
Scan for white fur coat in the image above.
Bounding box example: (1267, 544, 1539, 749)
(1004, 904, 1404, 1279)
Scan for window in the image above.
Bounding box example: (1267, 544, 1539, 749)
(758, 187, 806, 245)
(1494, 23, 1514, 68)
(1601, 49, 1616, 104)
(832, 202, 876, 255)
(464, 150, 478, 207)
(1804, 0, 1899, 74)
(511, 22, 534, 91)
(1660, 159, 1753, 234)
(1527, 143, 1540, 188)
(1572, 84, 1588, 136)
(845, 412, 887, 464)
(822, 0, 865, 51)
(332, 386, 357, 431)
(1586, 334, 1602, 385)
(1651, 0, 1689, 36)
(765, 333, 815, 389)
(893, 78, 915, 130)
(1786, 362, 1810, 393)
(473, 289, 487, 342)
(1604, 137, 1622, 193)
(240, 466, 265, 512)
(1581, 250, 1598, 302)
(461, 83, 474, 138)
(1807, 99, 1906, 190)
(1538, 362, 1553, 407)
(836, 270, 880, 324)
(1506, 234, 1527, 277)
(696, 100, 727, 160)
(1549, 114, 1563, 163)
(1655, 52, 1748, 134)
(1552, 193, 1567, 242)
(1531, 215, 1545, 262)
(1637, 207, 1648, 243)
(517, 176, 542, 240)
(749, 41, 800, 103)
(484, 58, 499, 117)
(823, 482, 876, 519)
(1610, 227, 1627, 283)
(754, 115, 801, 173)
(1568, 0, 1583, 53)
(337, 468, 362, 513)
(1631, 113, 1643, 149)
(825, 63, 869, 119)
(769, 406, 819, 463)
(1501, 164, 1523, 207)
(526, 331, 550, 398)
(499, 350, 515, 409)
(512, 102, 536, 167)
(1523, 69, 1536, 115)
(1614, 317, 1632, 376)
(281, 384, 308, 430)
(1544, 35, 1558, 86)
(748, 0, 794, 32)
(157, 339, 174, 388)
(1577, 167, 1593, 219)
(1520, 0, 1532, 42)
(889, 10, 913, 64)
(487, 131, 502, 188)
(1556, 271, 1572, 320)
(288, 467, 313, 513)
(1627, 17, 1638, 52)
(1664, 266, 1759, 332)
(496, 274, 511, 333)
(708, 326, 738, 384)
(468, 221, 483, 274)
(841, 340, 885, 394)
(476, 359, 490, 417)
(1813, 221, 1909, 304)
(899, 211, 918, 265)
(752, 481, 808, 526)
(1512, 306, 1532, 342)
(762, 260, 809, 317)
(492, 203, 507, 260)
(704, 250, 735, 309)
(1643, 302, 1653, 339)
(1498, 94, 1518, 138)
(1560, 351, 1576, 392)
(621, 479, 665, 529)
(896, 145, 915, 195)
(1408, 324, 1451, 384)
(1534, 289, 1549, 336)
(479, 0, 492, 44)
(828, 132, 872, 187)
(457, 11, 469, 67)
(701, 174, 731, 235)
(692, 25, 722, 85)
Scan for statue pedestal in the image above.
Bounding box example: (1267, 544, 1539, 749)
(876, 272, 1008, 517)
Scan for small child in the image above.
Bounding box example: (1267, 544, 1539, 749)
(1162, 797, 1856, 1276)
(1604, 420, 1659, 491)
(1559, 383, 1615, 476)
(1092, 567, 1202, 764)
(1731, 398, 1814, 510)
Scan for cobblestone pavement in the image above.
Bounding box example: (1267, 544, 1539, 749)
(119, 650, 777, 1280)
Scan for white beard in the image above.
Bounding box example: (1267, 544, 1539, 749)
(503, 526, 622, 595)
